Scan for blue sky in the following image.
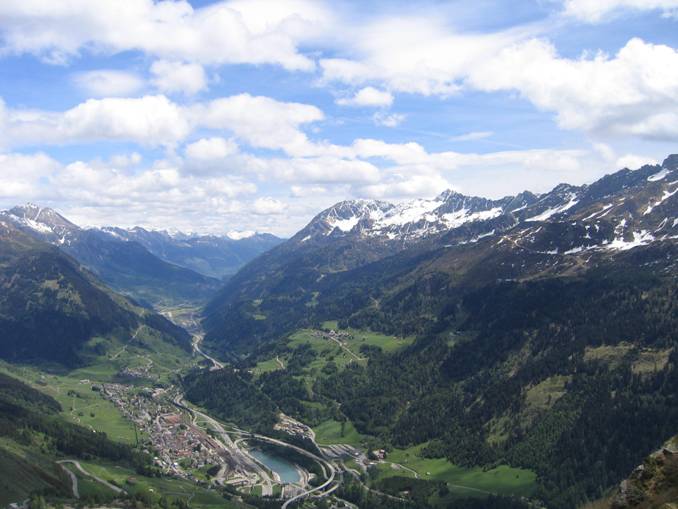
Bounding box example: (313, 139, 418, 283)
(0, 0, 677, 235)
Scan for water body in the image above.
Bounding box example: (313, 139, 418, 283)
(250, 448, 301, 484)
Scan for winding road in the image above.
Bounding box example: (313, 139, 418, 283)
(169, 310, 341, 506)
(58, 462, 79, 499)
(57, 460, 126, 497)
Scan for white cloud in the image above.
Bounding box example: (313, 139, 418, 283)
(72, 70, 144, 97)
(468, 37, 678, 141)
(616, 154, 658, 169)
(252, 156, 381, 184)
(290, 185, 327, 197)
(2, 95, 190, 148)
(315, 11, 678, 143)
(357, 174, 451, 199)
(0, 140, 631, 236)
(319, 17, 522, 96)
(450, 131, 493, 142)
(0, 0, 330, 70)
(372, 112, 406, 127)
(0, 93, 324, 152)
(190, 94, 324, 155)
(337, 87, 393, 107)
(563, 0, 678, 22)
(110, 152, 142, 168)
(150, 60, 207, 95)
(185, 137, 238, 160)
(60, 95, 191, 147)
(0, 152, 60, 199)
(253, 197, 287, 215)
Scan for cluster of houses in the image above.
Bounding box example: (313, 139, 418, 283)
(97, 383, 226, 480)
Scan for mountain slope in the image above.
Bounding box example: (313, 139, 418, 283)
(0, 371, 148, 505)
(0, 218, 190, 365)
(199, 154, 678, 508)
(204, 154, 678, 352)
(1, 205, 222, 306)
(608, 435, 678, 508)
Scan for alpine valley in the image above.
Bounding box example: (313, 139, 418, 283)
(3, 155, 678, 509)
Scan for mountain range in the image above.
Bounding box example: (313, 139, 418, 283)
(2, 154, 678, 508)
(0, 205, 282, 307)
(194, 154, 678, 508)
(204, 154, 678, 351)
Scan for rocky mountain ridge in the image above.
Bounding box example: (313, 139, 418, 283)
(296, 154, 678, 250)
(203, 154, 678, 351)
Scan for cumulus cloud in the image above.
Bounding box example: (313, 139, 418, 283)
(290, 185, 327, 197)
(185, 137, 238, 160)
(336, 87, 393, 107)
(0, 0, 329, 70)
(316, 11, 678, 142)
(0, 152, 60, 199)
(468, 37, 678, 141)
(357, 174, 451, 199)
(72, 70, 144, 97)
(267, 156, 381, 184)
(563, 0, 678, 22)
(616, 153, 659, 169)
(2, 95, 190, 148)
(0, 151, 270, 232)
(253, 197, 287, 215)
(189, 94, 324, 155)
(0, 93, 324, 151)
(109, 152, 142, 168)
(0, 140, 622, 235)
(150, 60, 207, 95)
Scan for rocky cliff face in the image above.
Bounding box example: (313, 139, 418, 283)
(611, 437, 678, 509)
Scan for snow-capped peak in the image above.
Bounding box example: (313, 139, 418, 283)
(2, 204, 79, 240)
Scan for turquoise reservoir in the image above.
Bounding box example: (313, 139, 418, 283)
(250, 448, 301, 484)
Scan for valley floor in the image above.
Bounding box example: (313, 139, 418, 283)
(1, 311, 540, 509)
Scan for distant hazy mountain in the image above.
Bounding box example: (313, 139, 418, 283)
(100, 226, 283, 279)
(204, 153, 678, 350)
(0, 218, 190, 365)
(0, 205, 222, 307)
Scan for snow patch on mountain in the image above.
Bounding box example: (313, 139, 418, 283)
(648, 168, 670, 182)
(442, 207, 503, 228)
(377, 198, 444, 227)
(11, 215, 54, 235)
(644, 187, 678, 215)
(607, 231, 655, 251)
(525, 195, 579, 222)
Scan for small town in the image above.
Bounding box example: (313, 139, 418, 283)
(97, 383, 229, 481)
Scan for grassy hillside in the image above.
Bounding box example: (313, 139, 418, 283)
(201, 240, 678, 508)
(0, 371, 148, 505)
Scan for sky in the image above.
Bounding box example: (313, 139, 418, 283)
(1, 0, 678, 236)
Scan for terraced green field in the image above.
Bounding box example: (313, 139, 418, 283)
(313, 419, 364, 446)
(0, 363, 138, 444)
(0, 325, 197, 445)
(375, 444, 537, 497)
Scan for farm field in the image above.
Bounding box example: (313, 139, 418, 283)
(375, 444, 537, 498)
